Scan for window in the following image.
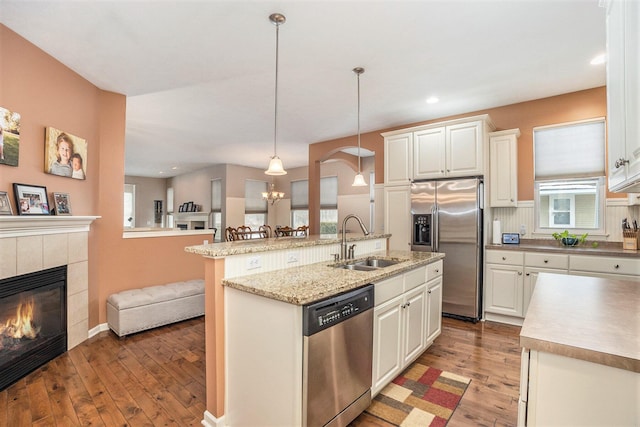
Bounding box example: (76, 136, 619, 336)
(290, 177, 339, 234)
(291, 180, 309, 228)
(211, 179, 222, 240)
(245, 180, 267, 229)
(534, 119, 605, 235)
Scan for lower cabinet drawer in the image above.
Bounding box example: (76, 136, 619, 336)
(570, 255, 640, 276)
(426, 260, 443, 280)
(525, 252, 569, 269)
(375, 274, 404, 305)
(486, 250, 524, 266)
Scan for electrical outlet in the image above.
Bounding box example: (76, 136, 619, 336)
(203, 240, 209, 245)
(520, 224, 526, 236)
(247, 256, 261, 270)
(375, 241, 382, 249)
(287, 252, 299, 263)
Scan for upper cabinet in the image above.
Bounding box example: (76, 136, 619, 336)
(384, 132, 413, 185)
(607, 0, 640, 192)
(489, 129, 520, 207)
(382, 115, 495, 184)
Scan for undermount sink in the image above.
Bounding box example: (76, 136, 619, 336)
(333, 257, 403, 271)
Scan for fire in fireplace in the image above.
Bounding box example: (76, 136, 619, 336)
(0, 266, 67, 391)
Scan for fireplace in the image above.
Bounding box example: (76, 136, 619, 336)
(0, 266, 67, 391)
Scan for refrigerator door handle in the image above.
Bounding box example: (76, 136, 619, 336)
(432, 205, 438, 252)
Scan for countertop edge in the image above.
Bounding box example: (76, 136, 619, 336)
(223, 252, 445, 306)
(520, 336, 640, 374)
(185, 233, 391, 257)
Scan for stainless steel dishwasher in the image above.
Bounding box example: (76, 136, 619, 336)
(302, 284, 374, 427)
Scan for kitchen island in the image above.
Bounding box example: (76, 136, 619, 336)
(184, 233, 445, 427)
(518, 273, 640, 426)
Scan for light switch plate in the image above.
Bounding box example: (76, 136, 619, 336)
(247, 256, 261, 270)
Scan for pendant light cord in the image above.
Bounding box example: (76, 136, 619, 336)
(357, 70, 361, 174)
(273, 19, 280, 158)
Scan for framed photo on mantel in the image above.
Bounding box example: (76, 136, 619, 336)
(13, 183, 50, 215)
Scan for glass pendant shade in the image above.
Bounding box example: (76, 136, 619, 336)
(352, 172, 367, 187)
(266, 156, 287, 175)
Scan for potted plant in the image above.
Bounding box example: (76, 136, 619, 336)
(552, 230, 588, 247)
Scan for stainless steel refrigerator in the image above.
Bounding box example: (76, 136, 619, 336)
(410, 177, 483, 321)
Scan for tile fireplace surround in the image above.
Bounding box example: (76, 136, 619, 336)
(0, 216, 99, 349)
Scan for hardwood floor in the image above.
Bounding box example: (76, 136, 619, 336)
(0, 316, 521, 427)
(0, 318, 207, 427)
(352, 317, 522, 427)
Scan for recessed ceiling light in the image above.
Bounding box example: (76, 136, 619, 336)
(159, 171, 164, 174)
(171, 166, 178, 170)
(590, 53, 606, 65)
(426, 96, 439, 104)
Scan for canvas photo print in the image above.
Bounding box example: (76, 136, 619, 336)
(44, 127, 87, 179)
(0, 106, 21, 167)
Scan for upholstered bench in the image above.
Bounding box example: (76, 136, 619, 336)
(106, 279, 205, 337)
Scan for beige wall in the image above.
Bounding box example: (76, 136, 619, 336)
(125, 175, 168, 227)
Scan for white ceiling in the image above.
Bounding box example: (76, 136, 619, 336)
(0, 0, 606, 178)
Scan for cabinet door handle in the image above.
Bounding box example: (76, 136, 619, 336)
(518, 271, 523, 275)
(544, 260, 549, 263)
(428, 289, 432, 294)
(406, 301, 411, 307)
(502, 256, 506, 261)
(614, 264, 620, 269)
(435, 269, 439, 273)
(526, 273, 530, 276)
(615, 158, 629, 169)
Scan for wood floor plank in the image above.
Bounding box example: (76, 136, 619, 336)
(25, 376, 54, 424)
(6, 380, 32, 427)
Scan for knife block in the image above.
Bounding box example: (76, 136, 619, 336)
(622, 230, 639, 250)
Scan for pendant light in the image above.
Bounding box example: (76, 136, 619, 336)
(265, 13, 287, 176)
(352, 67, 367, 186)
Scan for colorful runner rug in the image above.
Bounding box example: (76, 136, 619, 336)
(365, 363, 471, 426)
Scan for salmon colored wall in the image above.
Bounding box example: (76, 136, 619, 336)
(1, 25, 205, 328)
(310, 86, 616, 210)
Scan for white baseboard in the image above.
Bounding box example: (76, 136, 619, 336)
(88, 322, 109, 338)
(201, 410, 225, 427)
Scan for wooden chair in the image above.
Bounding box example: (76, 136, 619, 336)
(258, 225, 272, 238)
(275, 226, 293, 237)
(236, 225, 252, 239)
(225, 227, 237, 242)
(294, 225, 309, 237)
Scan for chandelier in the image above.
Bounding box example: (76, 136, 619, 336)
(262, 183, 284, 205)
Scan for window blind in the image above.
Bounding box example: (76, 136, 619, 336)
(320, 176, 338, 209)
(291, 180, 308, 210)
(534, 119, 605, 180)
(245, 180, 267, 213)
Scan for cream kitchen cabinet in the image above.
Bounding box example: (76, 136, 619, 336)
(489, 129, 520, 207)
(384, 132, 413, 185)
(382, 114, 494, 183)
(569, 254, 640, 282)
(383, 185, 411, 251)
(606, 0, 640, 192)
(413, 117, 493, 180)
(485, 250, 569, 325)
(372, 264, 440, 396)
(425, 260, 443, 344)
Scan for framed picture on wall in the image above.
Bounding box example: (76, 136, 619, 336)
(0, 106, 21, 167)
(13, 183, 50, 215)
(44, 127, 87, 180)
(53, 192, 72, 215)
(0, 191, 13, 215)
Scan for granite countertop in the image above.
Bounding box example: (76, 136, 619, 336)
(185, 232, 391, 257)
(486, 238, 640, 258)
(223, 250, 445, 305)
(520, 273, 640, 373)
